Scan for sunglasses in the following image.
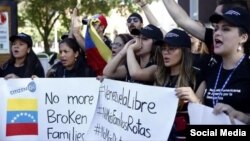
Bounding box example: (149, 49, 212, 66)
(127, 17, 140, 23)
(161, 47, 178, 54)
(111, 42, 123, 48)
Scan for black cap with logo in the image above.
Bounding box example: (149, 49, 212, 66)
(10, 32, 33, 47)
(156, 28, 191, 48)
(209, 7, 250, 33)
(131, 24, 163, 41)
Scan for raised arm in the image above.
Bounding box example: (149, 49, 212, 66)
(162, 0, 206, 41)
(69, 8, 86, 51)
(134, 0, 167, 35)
(103, 40, 136, 79)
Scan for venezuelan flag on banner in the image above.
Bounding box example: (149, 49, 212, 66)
(6, 99, 38, 136)
(85, 15, 112, 75)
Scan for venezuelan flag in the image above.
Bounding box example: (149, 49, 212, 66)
(85, 15, 112, 75)
(6, 99, 38, 136)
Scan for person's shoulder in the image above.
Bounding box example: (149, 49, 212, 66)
(242, 56, 250, 67)
(103, 35, 112, 48)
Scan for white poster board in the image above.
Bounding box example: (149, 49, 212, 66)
(0, 78, 100, 141)
(0, 12, 10, 54)
(86, 79, 179, 141)
(188, 103, 245, 125)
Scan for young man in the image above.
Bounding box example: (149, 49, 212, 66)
(126, 12, 144, 33)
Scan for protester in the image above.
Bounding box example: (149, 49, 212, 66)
(155, 29, 201, 140)
(70, 8, 111, 50)
(126, 12, 144, 34)
(68, 8, 112, 76)
(176, 7, 250, 124)
(189, 24, 210, 70)
(162, 0, 249, 49)
(97, 34, 133, 81)
(111, 34, 133, 58)
(0, 33, 44, 79)
(103, 24, 163, 85)
(133, 0, 166, 35)
(190, 34, 208, 55)
(47, 38, 95, 77)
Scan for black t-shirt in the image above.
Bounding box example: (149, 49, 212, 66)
(47, 62, 96, 78)
(1, 63, 44, 78)
(125, 60, 155, 86)
(204, 28, 214, 53)
(192, 53, 211, 72)
(0, 67, 3, 77)
(203, 56, 250, 113)
(163, 69, 201, 141)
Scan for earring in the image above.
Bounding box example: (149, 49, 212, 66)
(237, 44, 242, 52)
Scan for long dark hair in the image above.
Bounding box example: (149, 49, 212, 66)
(2, 42, 43, 77)
(60, 38, 86, 73)
(239, 27, 250, 55)
(116, 34, 133, 45)
(47, 38, 95, 77)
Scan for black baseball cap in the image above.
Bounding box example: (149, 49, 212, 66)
(10, 32, 33, 47)
(156, 29, 191, 48)
(209, 7, 250, 33)
(131, 24, 163, 41)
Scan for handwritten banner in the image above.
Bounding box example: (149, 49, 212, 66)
(0, 78, 100, 141)
(0, 78, 179, 141)
(86, 79, 179, 141)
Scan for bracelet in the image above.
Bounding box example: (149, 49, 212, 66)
(141, 3, 147, 7)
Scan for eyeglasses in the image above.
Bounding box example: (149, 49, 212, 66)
(127, 17, 140, 23)
(111, 42, 123, 48)
(161, 47, 178, 54)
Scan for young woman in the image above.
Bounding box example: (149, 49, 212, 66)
(0, 33, 44, 79)
(103, 24, 163, 85)
(97, 34, 133, 81)
(176, 7, 250, 124)
(111, 34, 133, 58)
(155, 28, 201, 141)
(47, 38, 95, 77)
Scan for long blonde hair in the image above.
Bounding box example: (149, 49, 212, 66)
(155, 48, 196, 89)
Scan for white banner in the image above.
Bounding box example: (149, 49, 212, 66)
(0, 78, 179, 141)
(0, 12, 10, 54)
(86, 79, 179, 141)
(0, 78, 100, 141)
(188, 103, 245, 125)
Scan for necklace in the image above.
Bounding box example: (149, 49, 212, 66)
(212, 55, 245, 107)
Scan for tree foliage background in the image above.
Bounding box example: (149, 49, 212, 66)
(17, 0, 154, 54)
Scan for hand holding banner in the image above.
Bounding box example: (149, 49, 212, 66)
(188, 103, 245, 125)
(86, 79, 179, 141)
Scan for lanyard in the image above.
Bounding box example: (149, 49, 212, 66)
(212, 55, 245, 107)
(63, 69, 66, 78)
